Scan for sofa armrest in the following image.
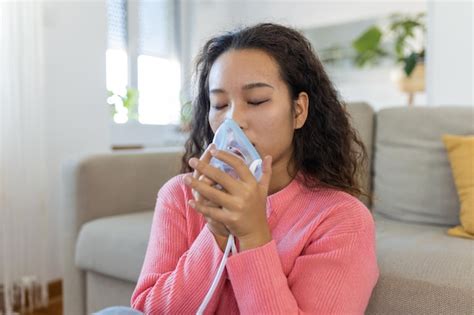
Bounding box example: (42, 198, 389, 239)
(61, 147, 183, 315)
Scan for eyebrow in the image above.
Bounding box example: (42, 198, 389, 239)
(209, 82, 274, 94)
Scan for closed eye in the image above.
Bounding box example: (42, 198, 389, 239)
(212, 104, 228, 110)
(248, 99, 269, 106)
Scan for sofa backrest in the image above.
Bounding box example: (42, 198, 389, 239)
(346, 102, 375, 207)
(75, 148, 184, 225)
(372, 106, 474, 226)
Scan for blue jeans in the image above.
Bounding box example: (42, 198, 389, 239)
(94, 306, 144, 315)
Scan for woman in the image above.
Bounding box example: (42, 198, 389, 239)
(129, 23, 379, 314)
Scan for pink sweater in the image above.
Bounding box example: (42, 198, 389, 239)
(131, 173, 379, 314)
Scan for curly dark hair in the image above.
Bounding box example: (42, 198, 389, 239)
(180, 23, 369, 199)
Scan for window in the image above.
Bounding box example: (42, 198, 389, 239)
(106, 49, 129, 123)
(137, 55, 180, 124)
(106, 0, 181, 125)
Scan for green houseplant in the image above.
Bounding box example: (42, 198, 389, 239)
(179, 100, 192, 132)
(178, 89, 193, 132)
(107, 87, 139, 123)
(352, 12, 426, 77)
(352, 13, 426, 105)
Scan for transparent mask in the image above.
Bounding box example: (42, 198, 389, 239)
(209, 119, 262, 181)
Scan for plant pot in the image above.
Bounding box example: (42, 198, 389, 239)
(391, 62, 425, 93)
(390, 62, 425, 105)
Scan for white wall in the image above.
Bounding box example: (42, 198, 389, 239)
(186, 0, 426, 70)
(327, 64, 427, 110)
(42, 0, 110, 281)
(427, 0, 473, 106)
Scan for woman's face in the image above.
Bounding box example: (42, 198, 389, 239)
(208, 48, 307, 177)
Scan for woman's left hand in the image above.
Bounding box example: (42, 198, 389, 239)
(184, 149, 273, 251)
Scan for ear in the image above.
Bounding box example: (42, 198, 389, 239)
(293, 92, 309, 129)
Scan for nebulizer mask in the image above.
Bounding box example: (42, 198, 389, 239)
(209, 119, 263, 181)
(196, 119, 262, 315)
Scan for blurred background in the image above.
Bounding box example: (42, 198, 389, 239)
(0, 0, 472, 314)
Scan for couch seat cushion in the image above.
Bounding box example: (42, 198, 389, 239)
(76, 211, 153, 282)
(367, 213, 474, 315)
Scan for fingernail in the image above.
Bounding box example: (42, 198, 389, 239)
(188, 199, 196, 207)
(184, 176, 192, 185)
(189, 158, 198, 168)
(210, 149, 217, 156)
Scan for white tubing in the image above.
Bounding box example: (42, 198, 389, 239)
(196, 234, 235, 315)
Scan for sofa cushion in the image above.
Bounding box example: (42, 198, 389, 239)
(367, 213, 474, 315)
(372, 106, 474, 225)
(76, 211, 153, 282)
(442, 134, 474, 239)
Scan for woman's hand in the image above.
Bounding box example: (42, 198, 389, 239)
(185, 149, 273, 251)
(189, 144, 230, 243)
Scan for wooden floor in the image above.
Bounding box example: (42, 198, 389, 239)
(19, 280, 62, 315)
(28, 297, 62, 315)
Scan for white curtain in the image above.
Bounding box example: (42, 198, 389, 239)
(0, 1, 50, 313)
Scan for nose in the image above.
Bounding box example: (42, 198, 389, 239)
(225, 102, 247, 129)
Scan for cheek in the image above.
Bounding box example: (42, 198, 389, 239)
(253, 105, 293, 132)
(252, 108, 294, 152)
(208, 111, 222, 133)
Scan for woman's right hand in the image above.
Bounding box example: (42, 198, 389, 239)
(190, 144, 230, 239)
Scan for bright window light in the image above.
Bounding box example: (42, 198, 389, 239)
(137, 55, 181, 125)
(106, 49, 128, 94)
(106, 49, 129, 124)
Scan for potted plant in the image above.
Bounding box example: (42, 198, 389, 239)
(179, 99, 192, 132)
(178, 88, 194, 132)
(352, 13, 426, 105)
(107, 87, 139, 123)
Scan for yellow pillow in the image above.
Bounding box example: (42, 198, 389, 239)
(442, 134, 474, 239)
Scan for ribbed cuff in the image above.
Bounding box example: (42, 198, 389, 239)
(226, 240, 296, 314)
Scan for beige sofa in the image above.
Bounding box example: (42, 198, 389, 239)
(62, 103, 474, 314)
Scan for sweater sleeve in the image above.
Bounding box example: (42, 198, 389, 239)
(226, 213, 379, 314)
(131, 175, 227, 314)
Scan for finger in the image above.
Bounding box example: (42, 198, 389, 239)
(199, 174, 215, 186)
(196, 174, 221, 205)
(198, 189, 220, 207)
(209, 149, 255, 183)
(188, 156, 241, 194)
(192, 143, 216, 179)
(184, 175, 236, 210)
(188, 199, 228, 225)
(200, 173, 228, 193)
(259, 155, 273, 194)
(192, 144, 216, 199)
